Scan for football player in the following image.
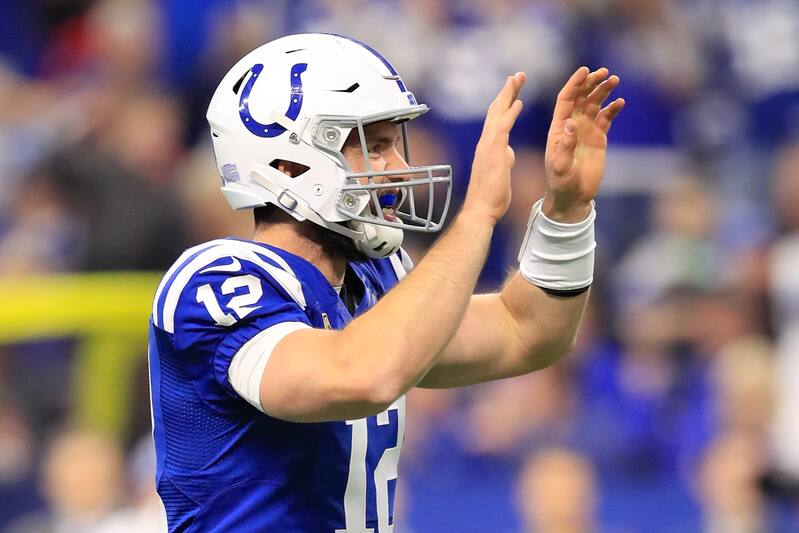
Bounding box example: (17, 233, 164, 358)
(148, 33, 624, 532)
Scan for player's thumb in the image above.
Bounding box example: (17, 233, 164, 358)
(551, 119, 578, 175)
(506, 145, 516, 168)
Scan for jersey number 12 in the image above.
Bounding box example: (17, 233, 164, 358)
(196, 274, 262, 326)
(337, 397, 406, 533)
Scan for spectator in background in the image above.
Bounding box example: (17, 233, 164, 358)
(697, 431, 769, 533)
(182, 0, 285, 144)
(579, 0, 703, 150)
(0, 166, 83, 274)
(769, 138, 799, 331)
(0, 59, 94, 211)
(0, 0, 190, 272)
(576, 0, 704, 259)
(515, 447, 599, 533)
(94, 435, 167, 533)
(711, 337, 775, 436)
(172, 145, 252, 244)
(711, 0, 799, 146)
(573, 287, 714, 473)
(7, 428, 125, 533)
(614, 175, 720, 313)
(464, 370, 573, 458)
(0, 404, 41, 531)
(690, 0, 799, 253)
(80, 0, 163, 89)
(768, 138, 799, 478)
(20, 90, 191, 271)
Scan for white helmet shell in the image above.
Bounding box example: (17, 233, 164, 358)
(206, 33, 452, 258)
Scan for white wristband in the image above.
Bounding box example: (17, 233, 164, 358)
(517, 198, 596, 293)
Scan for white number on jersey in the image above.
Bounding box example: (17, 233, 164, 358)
(196, 274, 263, 326)
(337, 396, 406, 533)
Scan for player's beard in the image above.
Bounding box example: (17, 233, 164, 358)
(300, 221, 365, 263)
(254, 205, 365, 263)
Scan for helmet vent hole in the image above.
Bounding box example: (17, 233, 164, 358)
(269, 159, 310, 178)
(232, 70, 249, 94)
(285, 48, 306, 54)
(331, 83, 360, 93)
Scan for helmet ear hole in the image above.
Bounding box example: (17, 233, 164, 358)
(269, 159, 310, 178)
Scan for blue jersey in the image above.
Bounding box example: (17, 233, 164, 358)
(148, 237, 412, 532)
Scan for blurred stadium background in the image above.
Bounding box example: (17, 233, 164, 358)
(1, 0, 799, 531)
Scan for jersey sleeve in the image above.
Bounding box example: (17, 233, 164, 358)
(161, 242, 312, 408)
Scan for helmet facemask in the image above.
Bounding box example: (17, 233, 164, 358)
(311, 109, 453, 257)
(207, 34, 454, 259)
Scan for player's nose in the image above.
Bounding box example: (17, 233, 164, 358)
(384, 148, 412, 191)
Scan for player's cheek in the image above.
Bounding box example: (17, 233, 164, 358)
(342, 148, 364, 173)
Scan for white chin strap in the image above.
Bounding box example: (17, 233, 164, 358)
(244, 171, 403, 259)
(350, 220, 404, 259)
(272, 197, 403, 259)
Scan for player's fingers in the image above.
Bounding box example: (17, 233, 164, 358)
(596, 98, 625, 133)
(499, 99, 524, 133)
(580, 67, 609, 97)
(585, 75, 620, 119)
(552, 67, 589, 123)
(587, 74, 619, 103)
(487, 76, 512, 116)
(512, 72, 526, 100)
(489, 72, 525, 119)
(550, 118, 578, 175)
(573, 68, 610, 119)
(506, 145, 516, 168)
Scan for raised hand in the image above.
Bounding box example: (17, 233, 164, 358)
(543, 67, 625, 222)
(463, 72, 527, 224)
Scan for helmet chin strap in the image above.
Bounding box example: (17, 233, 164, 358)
(249, 170, 403, 258)
(350, 220, 403, 259)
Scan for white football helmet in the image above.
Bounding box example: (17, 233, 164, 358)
(206, 33, 452, 258)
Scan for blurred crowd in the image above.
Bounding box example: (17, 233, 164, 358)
(1, 0, 799, 531)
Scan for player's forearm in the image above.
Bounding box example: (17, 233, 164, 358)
(336, 209, 494, 401)
(497, 197, 596, 370)
(416, 273, 588, 389)
(419, 199, 596, 388)
(498, 272, 589, 369)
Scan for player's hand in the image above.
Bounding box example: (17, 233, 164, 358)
(463, 72, 526, 225)
(543, 67, 625, 222)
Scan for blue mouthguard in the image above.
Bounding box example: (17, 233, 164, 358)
(379, 194, 397, 208)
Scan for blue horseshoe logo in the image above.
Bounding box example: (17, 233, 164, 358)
(239, 62, 308, 138)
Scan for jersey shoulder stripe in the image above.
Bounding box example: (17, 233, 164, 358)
(152, 239, 228, 328)
(157, 240, 307, 333)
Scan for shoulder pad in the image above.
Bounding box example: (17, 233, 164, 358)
(152, 240, 306, 333)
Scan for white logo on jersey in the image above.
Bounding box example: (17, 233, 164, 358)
(200, 257, 242, 274)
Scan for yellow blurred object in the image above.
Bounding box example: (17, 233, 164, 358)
(0, 273, 160, 437)
(0, 273, 159, 340)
